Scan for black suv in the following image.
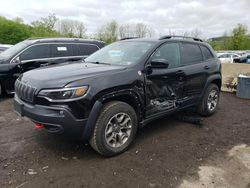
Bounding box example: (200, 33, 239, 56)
(14, 36, 221, 156)
(0, 38, 104, 96)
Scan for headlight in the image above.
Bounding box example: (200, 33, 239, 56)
(38, 86, 88, 102)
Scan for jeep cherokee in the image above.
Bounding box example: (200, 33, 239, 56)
(14, 36, 221, 156)
(0, 38, 104, 96)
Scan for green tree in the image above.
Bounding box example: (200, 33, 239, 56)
(13, 17, 24, 24)
(0, 16, 31, 44)
(135, 23, 154, 38)
(31, 14, 59, 37)
(208, 24, 250, 51)
(96, 20, 119, 44)
(231, 24, 248, 50)
(56, 19, 87, 38)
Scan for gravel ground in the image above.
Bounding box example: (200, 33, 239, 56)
(0, 92, 250, 188)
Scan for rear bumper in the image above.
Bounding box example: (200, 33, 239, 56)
(14, 95, 87, 138)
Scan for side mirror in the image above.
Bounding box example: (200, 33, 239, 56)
(150, 59, 169, 69)
(11, 56, 21, 64)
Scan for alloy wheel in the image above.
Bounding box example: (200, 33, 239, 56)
(105, 113, 132, 148)
(207, 89, 219, 111)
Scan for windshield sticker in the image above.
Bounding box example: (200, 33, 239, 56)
(57, 47, 67, 51)
(109, 50, 124, 57)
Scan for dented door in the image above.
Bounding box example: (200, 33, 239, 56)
(145, 42, 185, 116)
(145, 67, 186, 116)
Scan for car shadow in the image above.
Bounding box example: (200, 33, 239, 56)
(0, 94, 14, 102)
(33, 109, 203, 160)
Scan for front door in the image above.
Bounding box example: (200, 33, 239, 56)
(8, 44, 51, 91)
(19, 44, 51, 73)
(145, 42, 185, 117)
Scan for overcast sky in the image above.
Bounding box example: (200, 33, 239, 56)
(0, 0, 250, 38)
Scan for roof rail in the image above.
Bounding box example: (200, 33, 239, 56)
(159, 35, 203, 42)
(27, 37, 45, 40)
(120, 37, 139, 41)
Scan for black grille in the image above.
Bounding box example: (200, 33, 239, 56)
(15, 80, 36, 103)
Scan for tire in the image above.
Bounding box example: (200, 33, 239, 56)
(89, 101, 138, 156)
(197, 83, 220, 116)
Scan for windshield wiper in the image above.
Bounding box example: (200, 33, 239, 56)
(86, 61, 111, 65)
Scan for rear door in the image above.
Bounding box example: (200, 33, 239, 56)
(49, 44, 74, 64)
(179, 42, 208, 104)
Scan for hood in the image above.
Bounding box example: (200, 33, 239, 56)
(20, 62, 126, 89)
(0, 58, 7, 64)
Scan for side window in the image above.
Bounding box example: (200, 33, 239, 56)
(78, 44, 99, 56)
(20, 45, 50, 61)
(71, 44, 81, 56)
(200, 45, 214, 60)
(50, 44, 74, 57)
(151, 43, 180, 68)
(181, 43, 203, 65)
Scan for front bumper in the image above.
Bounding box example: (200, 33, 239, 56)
(14, 95, 87, 138)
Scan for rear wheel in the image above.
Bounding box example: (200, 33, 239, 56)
(89, 101, 138, 156)
(197, 83, 220, 116)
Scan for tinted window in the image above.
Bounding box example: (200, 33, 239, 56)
(0, 41, 31, 60)
(181, 43, 203, 65)
(20, 44, 50, 61)
(78, 44, 99, 56)
(152, 43, 180, 68)
(71, 44, 81, 56)
(50, 44, 74, 57)
(201, 46, 213, 60)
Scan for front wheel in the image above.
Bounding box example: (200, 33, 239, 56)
(89, 101, 138, 156)
(197, 83, 220, 116)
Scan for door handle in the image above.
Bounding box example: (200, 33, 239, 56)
(162, 76, 168, 79)
(204, 65, 210, 70)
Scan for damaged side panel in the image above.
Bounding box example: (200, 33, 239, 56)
(145, 70, 186, 116)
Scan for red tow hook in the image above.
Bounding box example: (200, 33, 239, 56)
(35, 123, 44, 129)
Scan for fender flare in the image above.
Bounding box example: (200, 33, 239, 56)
(81, 100, 103, 141)
(81, 89, 144, 141)
(200, 74, 221, 99)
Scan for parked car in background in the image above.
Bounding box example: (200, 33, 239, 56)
(0, 44, 12, 53)
(217, 53, 241, 63)
(247, 55, 250, 64)
(0, 38, 104, 96)
(233, 53, 250, 64)
(14, 36, 221, 156)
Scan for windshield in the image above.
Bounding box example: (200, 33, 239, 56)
(85, 41, 154, 66)
(0, 40, 31, 60)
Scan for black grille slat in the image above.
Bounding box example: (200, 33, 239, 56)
(15, 80, 36, 103)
